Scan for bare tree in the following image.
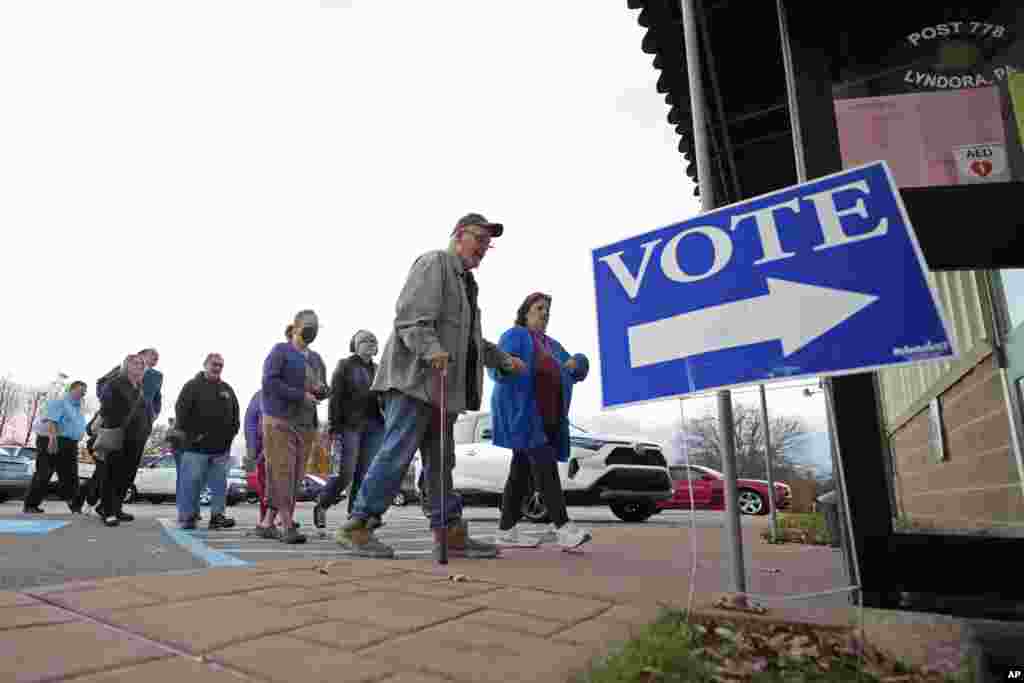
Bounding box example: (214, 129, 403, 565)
(21, 388, 48, 446)
(671, 404, 808, 480)
(0, 375, 24, 440)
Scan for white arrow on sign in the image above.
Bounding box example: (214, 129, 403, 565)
(627, 277, 879, 368)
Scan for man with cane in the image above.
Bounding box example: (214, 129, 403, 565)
(336, 213, 525, 560)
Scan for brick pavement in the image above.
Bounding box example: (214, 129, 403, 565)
(0, 525, 967, 682)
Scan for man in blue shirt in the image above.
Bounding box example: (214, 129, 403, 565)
(23, 381, 89, 514)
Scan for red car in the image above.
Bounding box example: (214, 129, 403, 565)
(657, 464, 791, 516)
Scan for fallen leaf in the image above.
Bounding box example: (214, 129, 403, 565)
(448, 574, 467, 582)
(714, 627, 736, 641)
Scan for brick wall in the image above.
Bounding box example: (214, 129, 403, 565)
(891, 353, 1024, 530)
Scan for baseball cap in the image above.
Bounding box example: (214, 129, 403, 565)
(454, 213, 504, 238)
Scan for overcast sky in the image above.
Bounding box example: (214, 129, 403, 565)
(0, 1, 828, 444)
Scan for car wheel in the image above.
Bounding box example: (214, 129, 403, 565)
(521, 492, 550, 524)
(394, 491, 407, 506)
(199, 488, 211, 506)
(610, 501, 656, 523)
(123, 485, 137, 504)
(737, 489, 765, 515)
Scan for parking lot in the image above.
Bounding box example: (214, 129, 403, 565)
(0, 497, 765, 571)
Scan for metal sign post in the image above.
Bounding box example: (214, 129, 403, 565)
(680, 0, 748, 601)
(760, 384, 777, 543)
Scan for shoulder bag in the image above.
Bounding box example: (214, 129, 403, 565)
(93, 388, 144, 456)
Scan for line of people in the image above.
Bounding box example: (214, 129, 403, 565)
(244, 213, 594, 557)
(22, 212, 596, 561)
(24, 348, 164, 525)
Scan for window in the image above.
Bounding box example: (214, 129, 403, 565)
(1000, 268, 1024, 330)
(832, 9, 1024, 190)
(476, 414, 493, 442)
(454, 418, 476, 446)
(669, 466, 700, 482)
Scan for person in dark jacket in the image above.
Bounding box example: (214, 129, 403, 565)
(243, 389, 270, 521)
(92, 355, 148, 527)
(83, 347, 163, 515)
(174, 353, 240, 530)
(256, 310, 329, 544)
(314, 329, 386, 529)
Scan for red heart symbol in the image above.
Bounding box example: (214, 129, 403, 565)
(970, 159, 993, 177)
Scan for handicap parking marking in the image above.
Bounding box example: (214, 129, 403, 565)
(157, 518, 249, 568)
(0, 520, 70, 535)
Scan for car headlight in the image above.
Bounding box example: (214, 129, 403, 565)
(570, 438, 604, 451)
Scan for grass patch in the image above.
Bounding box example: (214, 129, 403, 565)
(573, 608, 973, 682)
(761, 512, 831, 545)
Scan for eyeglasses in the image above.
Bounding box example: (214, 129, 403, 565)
(464, 229, 494, 250)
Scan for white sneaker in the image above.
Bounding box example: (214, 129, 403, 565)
(495, 527, 541, 547)
(536, 524, 558, 544)
(556, 523, 592, 550)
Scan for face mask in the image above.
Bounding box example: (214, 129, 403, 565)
(301, 326, 318, 344)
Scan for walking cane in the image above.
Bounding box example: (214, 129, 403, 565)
(438, 364, 449, 565)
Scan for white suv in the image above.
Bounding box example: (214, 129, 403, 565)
(446, 411, 673, 523)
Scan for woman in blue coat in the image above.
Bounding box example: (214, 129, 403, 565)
(488, 292, 593, 550)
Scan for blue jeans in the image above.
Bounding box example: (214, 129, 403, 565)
(319, 421, 385, 513)
(351, 390, 462, 530)
(177, 451, 229, 522)
(173, 450, 182, 505)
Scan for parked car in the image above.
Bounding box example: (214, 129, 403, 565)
(199, 467, 249, 507)
(297, 474, 326, 502)
(441, 412, 673, 523)
(0, 445, 35, 503)
(658, 464, 792, 515)
(0, 444, 77, 502)
(124, 453, 178, 504)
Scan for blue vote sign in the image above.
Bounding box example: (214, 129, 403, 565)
(591, 161, 956, 409)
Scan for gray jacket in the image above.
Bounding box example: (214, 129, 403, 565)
(372, 247, 510, 413)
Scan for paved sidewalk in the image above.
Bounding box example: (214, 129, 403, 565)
(0, 526, 966, 682)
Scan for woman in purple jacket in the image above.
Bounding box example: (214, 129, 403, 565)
(255, 310, 328, 544)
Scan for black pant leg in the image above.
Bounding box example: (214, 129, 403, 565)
(100, 456, 122, 517)
(498, 451, 533, 530)
(24, 436, 57, 508)
(54, 438, 80, 505)
(528, 446, 570, 528)
(118, 438, 146, 503)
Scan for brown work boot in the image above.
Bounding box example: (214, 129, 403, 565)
(336, 518, 394, 558)
(434, 520, 499, 559)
